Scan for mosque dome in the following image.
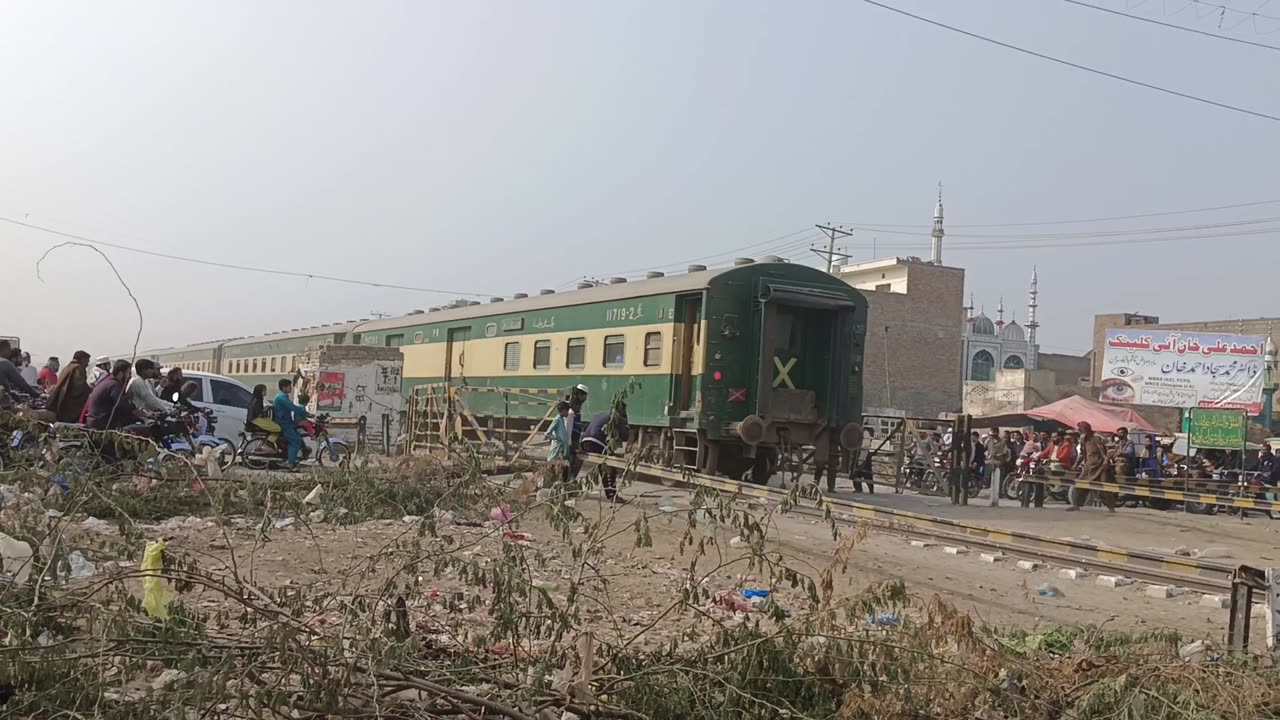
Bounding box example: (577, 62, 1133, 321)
(1000, 320, 1025, 341)
(970, 313, 996, 335)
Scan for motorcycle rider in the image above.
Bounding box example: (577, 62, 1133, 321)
(1017, 431, 1050, 508)
(127, 359, 172, 415)
(272, 378, 311, 470)
(88, 356, 112, 388)
(85, 360, 154, 461)
(0, 339, 40, 401)
(246, 384, 282, 434)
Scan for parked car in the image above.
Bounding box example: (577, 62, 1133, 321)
(158, 369, 254, 449)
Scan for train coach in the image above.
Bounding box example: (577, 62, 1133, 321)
(138, 257, 870, 483)
(350, 257, 869, 482)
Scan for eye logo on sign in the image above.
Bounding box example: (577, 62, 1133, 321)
(772, 357, 797, 389)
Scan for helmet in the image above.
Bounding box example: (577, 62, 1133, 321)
(575, 384, 589, 394)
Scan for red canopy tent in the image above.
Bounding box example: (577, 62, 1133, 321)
(972, 395, 1157, 434)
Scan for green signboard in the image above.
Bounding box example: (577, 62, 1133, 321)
(1187, 408, 1245, 451)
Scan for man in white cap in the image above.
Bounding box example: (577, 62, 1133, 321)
(88, 356, 112, 388)
(564, 383, 589, 478)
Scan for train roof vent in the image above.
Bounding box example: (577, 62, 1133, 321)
(759, 255, 783, 263)
(609, 277, 627, 284)
(428, 307, 441, 312)
(513, 292, 529, 299)
(687, 264, 708, 272)
(408, 309, 425, 315)
(733, 257, 755, 266)
(489, 297, 504, 303)
(645, 271, 665, 279)
(576, 282, 594, 290)
(468, 301, 481, 306)
(539, 289, 556, 295)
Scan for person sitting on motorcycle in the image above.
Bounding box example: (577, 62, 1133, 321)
(84, 360, 154, 461)
(272, 378, 310, 469)
(0, 339, 39, 401)
(1019, 432, 1046, 463)
(246, 384, 282, 434)
(909, 431, 936, 466)
(157, 367, 185, 404)
(127, 359, 173, 415)
(293, 392, 317, 436)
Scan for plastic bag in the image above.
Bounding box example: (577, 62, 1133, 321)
(141, 540, 174, 619)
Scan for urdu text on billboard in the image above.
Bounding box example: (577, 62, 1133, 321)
(1099, 329, 1266, 414)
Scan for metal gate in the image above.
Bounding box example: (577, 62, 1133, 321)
(405, 383, 560, 461)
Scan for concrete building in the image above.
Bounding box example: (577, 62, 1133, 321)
(835, 190, 965, 418)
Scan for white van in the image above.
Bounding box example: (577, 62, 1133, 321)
(158, 369, 255, 448)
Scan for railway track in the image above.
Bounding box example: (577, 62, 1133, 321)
(587, 456, 1239, 597)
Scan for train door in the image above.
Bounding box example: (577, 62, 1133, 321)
(759, 303, 836, 422)
(674, 295, 702, 412)
(444, 327, 470, 382)
(444, 326, 470, 435)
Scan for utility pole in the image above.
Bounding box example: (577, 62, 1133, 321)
(369, 311, 391, 319)
(814, 224, 852, 274)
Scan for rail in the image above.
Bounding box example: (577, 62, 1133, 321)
(584, 455, 1280, 651)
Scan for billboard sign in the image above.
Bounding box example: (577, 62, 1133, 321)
(1187, 408, 1246, 451)
(1099, 329, 1266, 414)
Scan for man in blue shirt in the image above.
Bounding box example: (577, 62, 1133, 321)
(272, 378, 310, 468)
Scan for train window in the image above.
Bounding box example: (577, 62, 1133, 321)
(603, 335, 625, 368)
(252, 359, 259, 373)
(566, 338, 586, 369)
(291, 356, 298, 372)
(644, 332, 663, 367)
(270, 357, 278, 372)
(533, 340, 551, 370)
(386, 334, 404, 347)
(504, 342, 521, 371)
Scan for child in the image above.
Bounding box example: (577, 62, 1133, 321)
(546, 401, 571, 464)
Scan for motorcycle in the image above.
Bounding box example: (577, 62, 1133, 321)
(169, 408, 237, 471)
(901, 453, 947, 495)
(239, 413, 351, 470)
(53, 411, 196, 474)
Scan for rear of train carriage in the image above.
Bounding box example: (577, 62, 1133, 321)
(392, 261, 867, 479)
(669, 262, 868, 481)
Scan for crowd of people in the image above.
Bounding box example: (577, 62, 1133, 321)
(0, 340, 317, 471)
(900, 419, 1279, 511)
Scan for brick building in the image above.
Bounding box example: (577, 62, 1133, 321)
(836, 257, 965, 418)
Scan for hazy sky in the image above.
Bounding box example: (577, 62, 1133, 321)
(3, 1, 1277, 361)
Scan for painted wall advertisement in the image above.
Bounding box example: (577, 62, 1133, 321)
(1099, 329, 1266, 414)
(316, 371, 347, 411)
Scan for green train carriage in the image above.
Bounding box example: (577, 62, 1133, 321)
(352, 259, 868, 480)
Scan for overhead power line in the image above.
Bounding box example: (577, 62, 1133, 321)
(850, 215, 1280, 241)
(860, 0, 1280, 123)
(836, 197, 1280, 229)
(925, 223, 1280, 250)
(1061, 0, 1280, 51)
(0, 215, 495, 297)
